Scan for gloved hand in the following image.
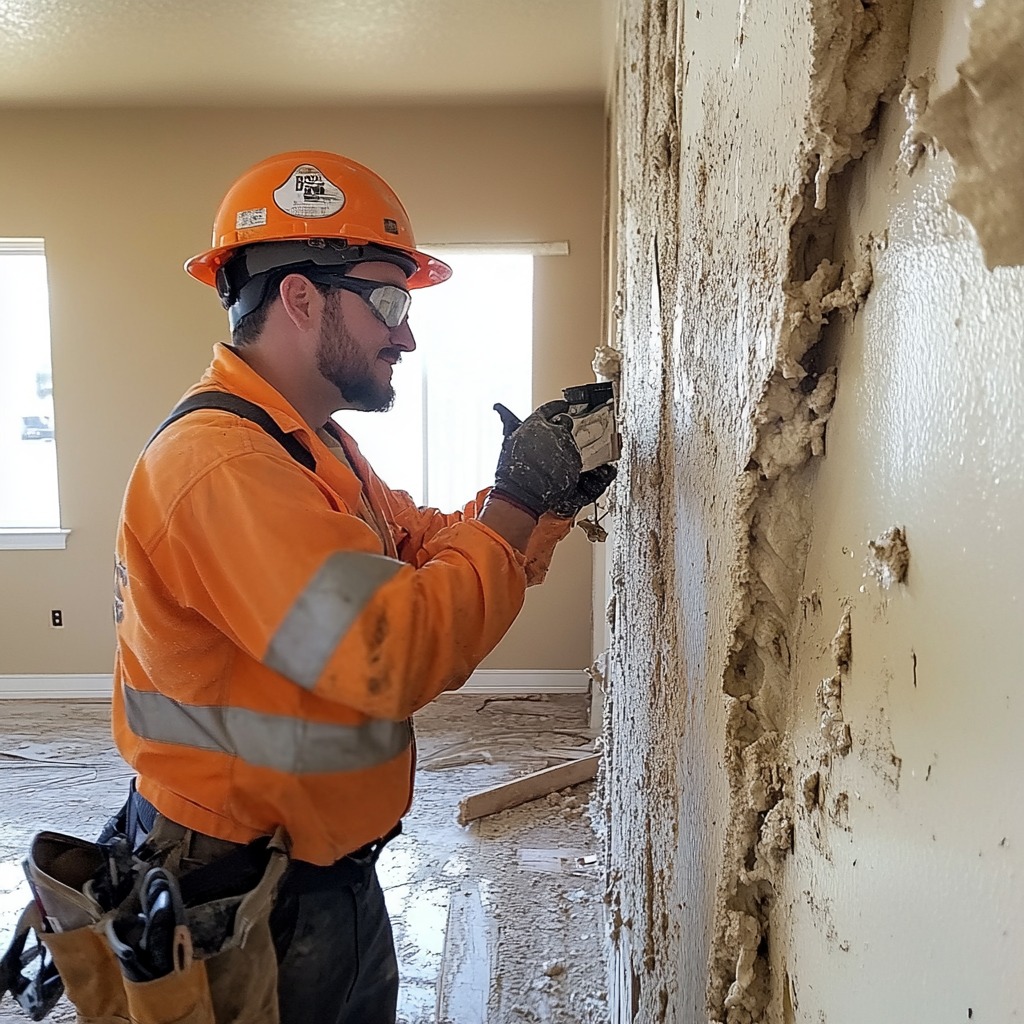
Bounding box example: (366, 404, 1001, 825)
(492, 401, 582, 519)
(550, 462, 617, 519)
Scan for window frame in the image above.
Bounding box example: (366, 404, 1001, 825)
(0, 528, 70, 550)
(0, 238, 67, 551)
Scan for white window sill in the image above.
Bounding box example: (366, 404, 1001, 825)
(0, 528, 70, 550)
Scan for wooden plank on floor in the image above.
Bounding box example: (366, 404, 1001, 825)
(435, 881, 496, 1024)
(457, 753, 600, 825)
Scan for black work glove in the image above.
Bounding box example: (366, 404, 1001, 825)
(491, 401, 582, 519)
(550, 462, 617, 519)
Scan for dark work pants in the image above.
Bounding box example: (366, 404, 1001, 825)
(270, 854, 399, 1024)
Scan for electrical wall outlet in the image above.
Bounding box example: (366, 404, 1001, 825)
(50, 609, 63, 628)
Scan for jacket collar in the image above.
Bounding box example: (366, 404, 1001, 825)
(192, 343, 364, 509)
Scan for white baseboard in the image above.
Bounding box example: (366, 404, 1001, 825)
(460, 670, 588, 694)
(0, 670, 589, 700)
(0, 674, 114, 699)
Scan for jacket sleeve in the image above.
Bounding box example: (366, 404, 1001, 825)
(383, 484, 574, 586)
(337, 425, 575, 585)
(388, 487, 487, 564)
(522, 513, 574, 585)
(151, 450, 528, 720)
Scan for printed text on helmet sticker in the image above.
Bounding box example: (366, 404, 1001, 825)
(236, 207, 267, 230)
(273, 164, 346, 219)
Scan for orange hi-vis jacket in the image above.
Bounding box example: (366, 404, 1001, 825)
(112, 344, 571, 866)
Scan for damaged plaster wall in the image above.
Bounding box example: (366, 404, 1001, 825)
(604, 0, 914, 1017)
(601, 0, 1022, 1020)
(783, 0, 1024, 1019)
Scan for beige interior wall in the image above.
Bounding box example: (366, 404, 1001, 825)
(606, 0, 1024, 1021)
(0, 103, 605, 677)
(782, 2, 1024, 1019)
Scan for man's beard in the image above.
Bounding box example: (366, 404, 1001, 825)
(316, 294, 396, 413)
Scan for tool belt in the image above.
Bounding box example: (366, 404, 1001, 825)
(1, 791, 288, 1024)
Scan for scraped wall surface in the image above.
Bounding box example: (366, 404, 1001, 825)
(604, 0, 1023, 1020)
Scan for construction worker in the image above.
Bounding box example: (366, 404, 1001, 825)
(109, 150, 615, 1024)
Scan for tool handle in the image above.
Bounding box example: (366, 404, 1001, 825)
(171, 924, 192, 974)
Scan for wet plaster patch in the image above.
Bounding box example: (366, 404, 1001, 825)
(854, 665, 903, 794)
(858, 707, 903, 791)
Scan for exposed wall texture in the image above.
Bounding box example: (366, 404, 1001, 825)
(604, 0, 1023, 1020)
(0, 103, 604, 679)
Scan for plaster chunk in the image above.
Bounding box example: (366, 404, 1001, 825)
(918, 0, 1024, 268)
(780, 260, 843, 377)
(780, 251, 873, 379)
(758, 799, 795, 866)
(741, 733, 784, 813)
(818, 672, 852, 755)
(867, 525, 910, 588)
(723, 912, 764, 1015)
(830, 607, 852, 670)
(592, 345, 623, 381)
(801, 770, 821, 812)
(821, 241, 874, 319)
(807, 0, 914, 209)
(751, 370, 837, 480)
(898, 73, 934, 173)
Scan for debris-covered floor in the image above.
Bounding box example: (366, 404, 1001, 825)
(0, 693, 608, 1024)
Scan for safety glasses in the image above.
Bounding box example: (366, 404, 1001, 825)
(323, 276, 412, 328)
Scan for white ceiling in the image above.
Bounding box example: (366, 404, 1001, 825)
(0, 0, 616, 106)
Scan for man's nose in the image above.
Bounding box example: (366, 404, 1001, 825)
(391, 320, 416, 352)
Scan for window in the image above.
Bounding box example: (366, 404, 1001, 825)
(0, 239, 64, 545)
(335, 247, 548, 511)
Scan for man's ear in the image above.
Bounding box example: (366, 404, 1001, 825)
(278, 273, 322, 331)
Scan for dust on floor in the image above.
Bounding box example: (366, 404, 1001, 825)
(0, 693, 608, 1024)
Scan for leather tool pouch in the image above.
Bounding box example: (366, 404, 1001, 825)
(138, 819, 289, 1024)
(12, 824, 288, 1024)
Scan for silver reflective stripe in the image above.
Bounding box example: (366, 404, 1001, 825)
(123, 685, 412, 774)
(264, 550, 405, 690)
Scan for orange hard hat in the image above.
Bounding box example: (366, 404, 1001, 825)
(184, 150, 451, 291)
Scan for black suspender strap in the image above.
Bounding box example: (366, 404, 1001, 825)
(145, 391, 317, 472)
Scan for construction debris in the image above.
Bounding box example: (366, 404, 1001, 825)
(457, 755, 600, 825)
(517, 849, 598, 875)
(435, 882, 495, 1024)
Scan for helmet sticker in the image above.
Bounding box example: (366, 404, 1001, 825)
(236, 207, 267, 230)
(383, 218, 399, 235)
(273, 164, 346, 219)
